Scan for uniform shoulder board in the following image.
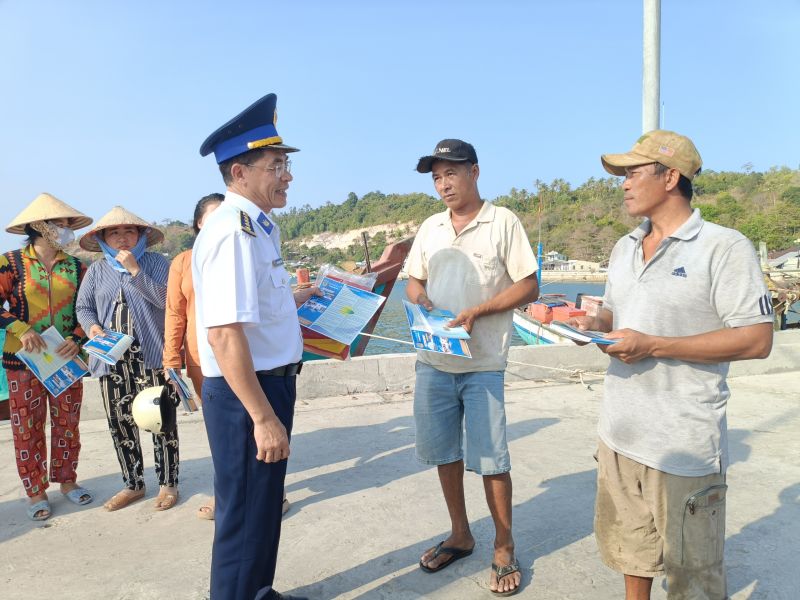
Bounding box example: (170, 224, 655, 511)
(239, 210, 257, 237)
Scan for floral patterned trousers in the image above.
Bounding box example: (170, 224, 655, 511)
(7, 369, 83, 498)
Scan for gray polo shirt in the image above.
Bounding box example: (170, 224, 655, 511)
(600, 209, 772, 476)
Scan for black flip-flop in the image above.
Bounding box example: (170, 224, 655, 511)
(419, 541, 474, 573)
(490, 558, 521, 596)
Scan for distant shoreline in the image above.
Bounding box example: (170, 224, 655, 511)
(540, 271, 607, 283)
(396, 270, 607, 283)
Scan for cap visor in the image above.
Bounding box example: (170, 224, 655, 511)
(268, 143, 300, 153)
(601, 152, 655, 176)
(415, 155, 470, 173)
(416, 156, 435, 173)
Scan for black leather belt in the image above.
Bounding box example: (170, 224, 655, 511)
(257, 361, 303, 377)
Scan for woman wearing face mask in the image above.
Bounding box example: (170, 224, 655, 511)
(76, 206, 180, 512)
(0, 193, 93, 521)
(162, 193, 222, 519)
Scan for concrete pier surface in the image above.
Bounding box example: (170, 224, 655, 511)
(1, 333, 799, 599)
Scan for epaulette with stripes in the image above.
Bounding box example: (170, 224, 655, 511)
(239, 210, 257, 237)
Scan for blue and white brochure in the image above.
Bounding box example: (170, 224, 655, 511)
(546, 320, 619, 345)
(16, 326, 89, 397)
(297, 276, 385, 346)
(83, 329, 134, 365)
(166, 368, 197, 412)
(402, 300, 472, 358)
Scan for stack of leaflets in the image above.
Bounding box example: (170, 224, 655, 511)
(546, 320, 618, 345)
(15, 326, 89, 397)
(166, 368, 198, 412)
(402, 300, 472, 358)
(83, 329, 135, 365)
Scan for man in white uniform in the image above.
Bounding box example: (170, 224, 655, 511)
(193, 93, 317, 600)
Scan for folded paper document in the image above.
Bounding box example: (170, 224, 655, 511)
(83, 330, 134, 365)
(547, 320, 619, 345)
(402, 300, 471, 358)
(16, 326, 89, 397)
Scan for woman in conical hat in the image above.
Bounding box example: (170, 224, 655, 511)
(75, 206, 181, 512)
(0, 193, 94, 520)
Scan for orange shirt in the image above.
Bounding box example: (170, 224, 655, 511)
(163, 249, 200, 369)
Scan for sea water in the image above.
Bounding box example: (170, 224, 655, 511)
(363, 279, 605, 356)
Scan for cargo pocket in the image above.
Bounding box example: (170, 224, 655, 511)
(679, 483, 727, 567)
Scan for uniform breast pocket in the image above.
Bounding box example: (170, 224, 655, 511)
(268, 268, 293, 315)
(465, 253, 499, 287)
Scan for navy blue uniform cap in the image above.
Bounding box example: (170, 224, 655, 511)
(200, 93, 299, 163)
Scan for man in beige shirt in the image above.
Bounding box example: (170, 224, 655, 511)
(406, 139, 539, 596)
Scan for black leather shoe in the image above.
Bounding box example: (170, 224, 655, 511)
(264, 591, 309, 600)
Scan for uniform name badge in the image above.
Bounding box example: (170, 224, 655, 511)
(272, 258, 284, 267)
(257, 212, 274, 235)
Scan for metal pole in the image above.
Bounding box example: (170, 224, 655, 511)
(642, 0, 661, 133)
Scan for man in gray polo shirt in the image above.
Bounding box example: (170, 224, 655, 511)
(570, 130, 774, 599)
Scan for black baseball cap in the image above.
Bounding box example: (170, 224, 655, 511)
(416, 139, 478, 173)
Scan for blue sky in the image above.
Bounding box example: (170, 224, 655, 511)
(1, 0, 798, 251)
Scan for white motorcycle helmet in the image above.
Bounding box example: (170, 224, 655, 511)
(132, 385, 178, 434)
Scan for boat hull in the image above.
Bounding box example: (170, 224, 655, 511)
(302, 238, 413, 360)
(512, 310, 569, 345)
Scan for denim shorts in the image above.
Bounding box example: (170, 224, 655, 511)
(413, 362, 510, 475)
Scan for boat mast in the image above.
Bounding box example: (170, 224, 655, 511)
(536, 192, 543, 287)
(643, 0, 661, 133)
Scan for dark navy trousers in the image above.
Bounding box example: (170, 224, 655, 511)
(203, 372, 296, 600)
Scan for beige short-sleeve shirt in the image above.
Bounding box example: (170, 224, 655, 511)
(406, 202, 537, 373)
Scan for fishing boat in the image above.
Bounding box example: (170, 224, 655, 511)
(513, 293, 604, 346)
(519, 190, 607, 345)
(301, 238, 413, 360)
(513, 309, 569, 345)
(517, 187, 582, 345)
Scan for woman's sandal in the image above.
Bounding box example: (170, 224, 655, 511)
(196, 500, 215, 520)
(104, 489, 145, 512)
(27, 499, 52, 521)
(154, 488, 179, 511)
(63, 486, 93, 506)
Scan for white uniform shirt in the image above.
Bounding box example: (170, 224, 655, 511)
(192, 191, 302, 377)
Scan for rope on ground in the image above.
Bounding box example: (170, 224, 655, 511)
(361, 332, 605, 389)
(505, 358, 606, 390)
(505, 358, 604, 377)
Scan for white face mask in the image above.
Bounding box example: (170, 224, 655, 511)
(55, 226, 75, 247)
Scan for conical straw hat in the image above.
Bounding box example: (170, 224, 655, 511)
(6, 193, 93, 234)
(79, 206, 164, 252)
